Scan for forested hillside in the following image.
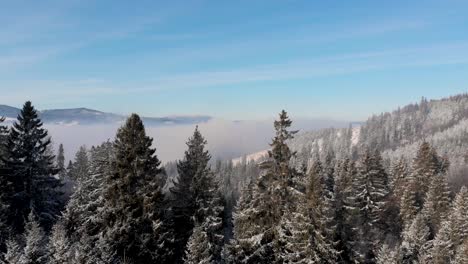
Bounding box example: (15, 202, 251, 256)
(289, 94, 468, 189)
(1, 97, 467, 263)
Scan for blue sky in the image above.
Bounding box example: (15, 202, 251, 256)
(1, 0, 467, 120)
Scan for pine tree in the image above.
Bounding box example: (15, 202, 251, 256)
(170, 126, 223, 263)
(56, 144, 66, 180)
(390, 157, 408, 199)
(349, 149, 389, 263)
(449, 186, 468, 250)
(376, 244, 398, 264)
(185, 224, 213, 264)
(228, 110, 303, 264)
(429, 220, 454, 264)
(399, 185, 418, 228)
(409, 142, 444, 210)
(2, 237, 22, 264)
(68, 145, 89, 183)
(334, 158, 356, 263)
(1, 101, 62, 232)
(63, 142, 113, 263)
(399, 213, 431, 264)
(421, 173, 451, 237)
(0, 117, 12, 253)
(453, 239, 468, 264)
(48, 220, 73, 264)
(20, 211, 47, 264)
(98, 114, 169, 263)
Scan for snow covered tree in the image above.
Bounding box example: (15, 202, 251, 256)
(20, 211, 47, 264)
(409, 142, 445, 210)
(56, 144, 66, 180)
(68, 145, 89, 183)
(48, 220, 73, 264)
(1, 101, 62, 232)
(421, 172, 451, 237)
(169, 126, 223, 263)
(390, 157, 408, 199)
(428, 220, 454, 264)
(185, 223, 213, 264)
(399, 184, 418, 228)
(2, 237, 22, 264)
(376, 244, 398, 264)
(453, 239, 468, 264)
(449, 186, 468, 250)
(227, 110, 307, 264)
(334, 158, 357, 263)
(348, 148, 389, 263)
(399, 213, 431, 264)
(0, 116, 12, 253)
(99, 114, 169, 263)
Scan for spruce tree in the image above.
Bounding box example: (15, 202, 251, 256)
(99, 114, 169, 263)
(48, 220, 73, 264)
(2, 101, 62, 232)
(2, 237, 22, 263)
(409, 142, 445, 210)
(450, 187, 468, 251)
(453, 239, 468, 264)
(349, 149, 389, 263)
(169, 126, 223, 263)
(20, 211, 47, 264)
(0, 117, 12, 253)
(376, 244, 398, 264)
(68, 145, 89, 183)
(421, 172, 451, 237)
(63, 142, 113, 263)
(399, 213, 431, 264)
(56, 144, 66, 180)
(185, 224, 212, 264)
(228, 110, 303, 264)
(428, 220, 454, 264)
(399, 186, 418, 228)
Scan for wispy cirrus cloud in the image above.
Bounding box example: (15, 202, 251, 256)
(4, 40, 464, 105)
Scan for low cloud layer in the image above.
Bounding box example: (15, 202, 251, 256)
(45, 118, 350, 163)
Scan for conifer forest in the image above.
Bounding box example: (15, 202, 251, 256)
(2, 1, 468, 263)
(1, 95, 468, 263)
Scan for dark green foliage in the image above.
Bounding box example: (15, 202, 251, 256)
(99, 114, 169, 263)
(1, 101, 62, 233)
(169, 126, 224, 263)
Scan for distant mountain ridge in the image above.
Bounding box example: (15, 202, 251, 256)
(0, 104, 211, 126)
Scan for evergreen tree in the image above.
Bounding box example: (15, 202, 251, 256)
(48, 220, 73, 264)
(2, 237, 22, 264)
(450, 187, 468, 252)
(0, 118, 12, 253)
(399, 185, 418, 228)
(228, 110, 303, 264)
(453, 239, 468, 264)
(56, 144, 66, 180)
(390, 157, 408, 200)
(63, 142, 114, 263)
(421, 172, 451, 237)
(349, 149, 389, 263)
(170, 126, 223, 263)
(376, 244, 398, 264)
(409, 142, 445, 210)
(185, 224, 213, 264)
(99, 114, 169, 263)
(20, 211, 47, 264)
(428, 220, 454, 264)
(334, 158, 356, 263)
(399, 213, 431, 264)
(2, 101, 62, 232)
(68, 145, 89, 183)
